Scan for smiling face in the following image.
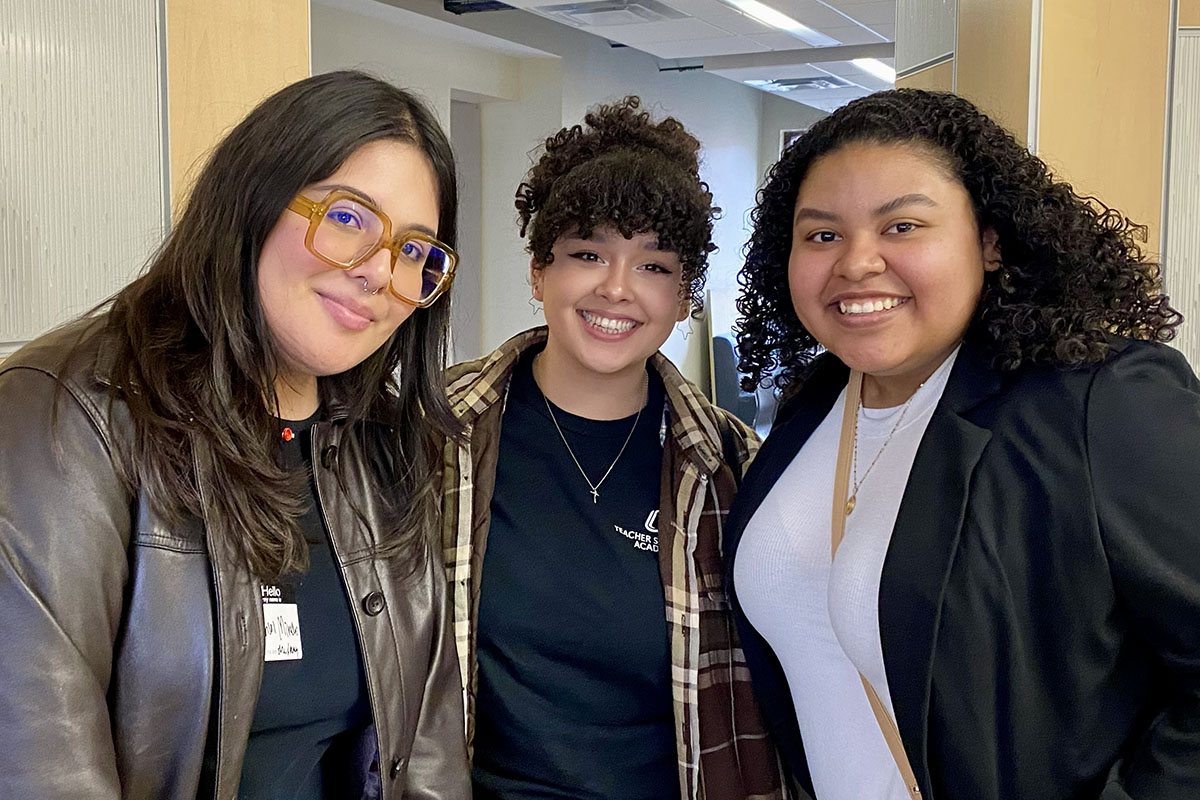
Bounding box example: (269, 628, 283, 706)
(787, 141, 999, 405)
(532, 226, 690, 386)
(257, 139, 440, 395)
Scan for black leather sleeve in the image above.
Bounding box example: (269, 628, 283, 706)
(1088, 343, 1200, 799)
(0, 365, 130, 799)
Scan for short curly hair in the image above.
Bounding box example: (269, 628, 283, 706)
(736, 89, 1182, 392)
(515, 96, 718, 315)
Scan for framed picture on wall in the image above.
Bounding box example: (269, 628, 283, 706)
(780, 128, 807, 155)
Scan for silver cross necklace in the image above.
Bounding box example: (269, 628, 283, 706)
(542, 373, 647, 504)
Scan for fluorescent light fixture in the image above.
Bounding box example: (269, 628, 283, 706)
(852, 58, 896, 82)
(724, 0, 840, 47)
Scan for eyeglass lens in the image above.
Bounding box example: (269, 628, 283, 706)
(312, 197, 449, 301)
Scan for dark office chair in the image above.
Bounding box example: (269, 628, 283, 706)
(711, 333, 757, 428)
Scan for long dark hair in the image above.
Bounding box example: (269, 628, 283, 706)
(101, 70, 459, 579)
(737, 89, 1181, 392)
(515, 96, 718, 315)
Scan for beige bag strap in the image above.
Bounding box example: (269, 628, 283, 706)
(832, 370, 922, 799)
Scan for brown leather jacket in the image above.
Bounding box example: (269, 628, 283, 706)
(0, 320, 469, 800)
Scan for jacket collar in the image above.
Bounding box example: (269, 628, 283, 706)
(445, 326, 728, 473)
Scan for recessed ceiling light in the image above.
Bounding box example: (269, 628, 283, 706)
(851, 58, 895, 82)
(724, 0, 840, 47)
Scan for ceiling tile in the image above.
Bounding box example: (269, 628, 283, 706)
(643, 35, 772, 58)
(662, 0, 778, 35)
(818, 24, 887, 44)
(782, 0, 864, 29)
(820, 0, 895, 8)
(836, 1, 894, 25)
(748, 30, 824, 49)
(581, 17, 730, 44)
(709, 62, 832, 81)
(815, 60, 892, 90)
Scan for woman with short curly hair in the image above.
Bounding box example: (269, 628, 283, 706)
(724, 89, 1200, 800)
(439, 97, 784, 800)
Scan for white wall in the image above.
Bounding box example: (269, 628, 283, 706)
(311, 0, 527, 122)
(757, 92, 829, 192)
(311, 0, 826, 385)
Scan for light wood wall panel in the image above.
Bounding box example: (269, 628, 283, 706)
(1, 0, 164, 355)
(1037, 0, 1171, 251)
(166, 0, 310, 212)
(956, 0, 1034, 143)
(1182, 0, 1200, 28)
(896, 59, 954, 92)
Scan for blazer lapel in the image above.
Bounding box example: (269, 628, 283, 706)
(879, 342, 1001, 794)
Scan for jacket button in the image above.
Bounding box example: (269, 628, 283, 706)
(362, 591, 386, 616)
(390, 757, 406, 779)
(321, 445, 337, 468)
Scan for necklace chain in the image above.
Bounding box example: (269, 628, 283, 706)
(542, 374, 647, 504)
(846, 390, 918, 516)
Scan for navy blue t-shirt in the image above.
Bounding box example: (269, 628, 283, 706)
(238, 414, 373, 799)
(472, 352, 680, 800)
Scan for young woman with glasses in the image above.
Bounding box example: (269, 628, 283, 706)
(0, 71, 468, 800)
(439, 97, 784, 800)
(726, 89, 1200, 800)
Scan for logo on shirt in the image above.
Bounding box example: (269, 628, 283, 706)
(614, 516, 660, 553)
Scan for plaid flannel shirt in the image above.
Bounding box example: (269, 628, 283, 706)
(439, 328, 786, 800)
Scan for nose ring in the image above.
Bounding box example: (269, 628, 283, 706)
(361, 277, 370, 293)
(360, 277, 381, 296)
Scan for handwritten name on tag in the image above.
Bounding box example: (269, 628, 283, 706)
(262, 583, 302, 662)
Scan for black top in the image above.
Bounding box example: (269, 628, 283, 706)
(472, 352, 680, 800)
(238, 413, 373, 800)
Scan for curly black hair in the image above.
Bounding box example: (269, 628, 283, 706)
(515, 96, 718, 315)
(736, 88, 1181, 392)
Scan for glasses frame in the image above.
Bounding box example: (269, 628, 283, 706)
(286, 189, 458, 308)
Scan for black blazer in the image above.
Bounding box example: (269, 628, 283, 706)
(725, 337, 1200, 800)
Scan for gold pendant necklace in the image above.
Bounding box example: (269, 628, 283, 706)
(846, 389, 918, 516)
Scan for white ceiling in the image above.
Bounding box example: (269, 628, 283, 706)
(500, 0, 896, 110)
(318, 0, 554, 56)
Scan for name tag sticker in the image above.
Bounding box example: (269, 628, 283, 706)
(262, 583, 302, 662)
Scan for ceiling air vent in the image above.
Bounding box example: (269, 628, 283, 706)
(444, 0, 513, 13)
(746, 76, 853, 93)
(533, 0, 688, 27)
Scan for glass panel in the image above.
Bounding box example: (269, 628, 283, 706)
(1, 0, 163, 355)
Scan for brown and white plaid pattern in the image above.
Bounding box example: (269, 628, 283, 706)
(439, 328, 786, 800)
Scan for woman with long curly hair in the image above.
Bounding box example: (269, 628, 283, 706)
(439, 97, 783, 800)
(0, 71, 468, 799)
(724, 89, 1200, 800)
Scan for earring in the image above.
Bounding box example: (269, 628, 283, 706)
(528, 296, 543, 316)
(997, 265, 1014, 293)
(676, 320, 692, 340)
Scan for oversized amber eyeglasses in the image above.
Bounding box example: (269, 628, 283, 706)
(287, 189, 458, 308)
